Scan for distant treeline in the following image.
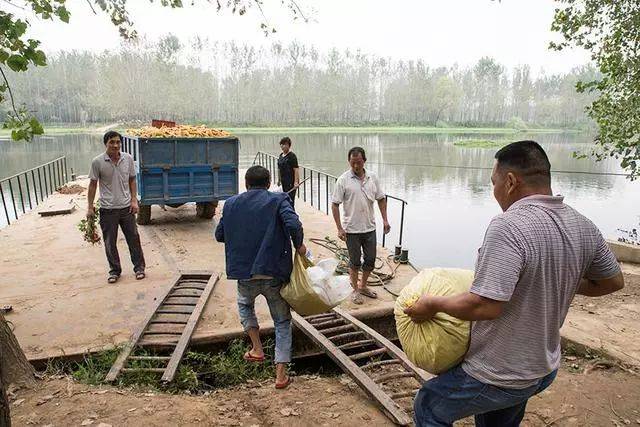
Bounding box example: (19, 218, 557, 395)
(4, 37, 598, 128)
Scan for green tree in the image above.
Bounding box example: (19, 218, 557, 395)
(551, 0, 639, 179)
(0, 0, 308, 141)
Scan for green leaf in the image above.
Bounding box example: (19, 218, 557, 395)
(29, 117, 44, 135)
(32, 50, 47, 66)
(6, 54, 28, 72)
(56, 6, 71, 23)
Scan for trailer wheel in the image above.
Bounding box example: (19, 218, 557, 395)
(137, 204, 151, 225)
(196, 201, 217, 219)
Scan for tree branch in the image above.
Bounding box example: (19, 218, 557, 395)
(85, 0, 98, 15)
(0, 65, 21, 120)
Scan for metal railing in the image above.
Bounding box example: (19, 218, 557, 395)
(253, 151, 408, 249)
(0, 156, 69, 228)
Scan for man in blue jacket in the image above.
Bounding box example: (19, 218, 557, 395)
(215, 165, 306, 389)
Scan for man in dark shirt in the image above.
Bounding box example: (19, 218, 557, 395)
(215, 166, 306, 389)
(277, 136, 300, 208)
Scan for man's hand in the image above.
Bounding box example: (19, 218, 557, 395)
(297, 243, 308, 256)
(130, 199, 139, 215)
(403, 295, 438, 323)
(383, 220, 391, 234)
(337, 227, 347, 241)
(86, 206, 95, 219)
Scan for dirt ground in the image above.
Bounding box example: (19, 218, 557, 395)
(8, 355, 640, 427)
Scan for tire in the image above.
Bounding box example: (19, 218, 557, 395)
(137, 204, 151, 225)
(196, 201, 217, 219)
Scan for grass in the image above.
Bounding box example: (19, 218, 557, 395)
(44, 339, 279, 393)
(453, 138, 511, 148)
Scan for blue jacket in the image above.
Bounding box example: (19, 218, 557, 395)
(215, 189, 304, 283)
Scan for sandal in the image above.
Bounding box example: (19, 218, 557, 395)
(359, 287, 378, 299)
(275, 376, 293, 389)
(107, 275, 120, 284)
(351, 291, 364, 305)
(243, 350, 265, 363)
(135, 271, 146, 280)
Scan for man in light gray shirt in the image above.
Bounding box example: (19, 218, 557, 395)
(331, 147, 390, 305)
(405, 140, 624, 426)
(88, 131, 145, 283)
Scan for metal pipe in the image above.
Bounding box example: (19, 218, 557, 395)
(0, 182, 10, 225)
(16, 175, 25, 214)
(8, 179, 18, 220)
(325, 174, 329, 214)
(303, 168, 306, 201)
(31, 170, 38, 204)
(317, 171, 320, 209)
(310, 170, 314, 207)
(26, 171, 33, 209)
(382, 195, 388, 247)
(399, 202, 406, 247)
(37, 168, 44, 200)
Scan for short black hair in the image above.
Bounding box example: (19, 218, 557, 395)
(494, 140, 551, 186)
(348, 146, 366, 162)
(103, 130, 122, 145)
(280, 136, 292, 147)
(245, 165, 271, 189)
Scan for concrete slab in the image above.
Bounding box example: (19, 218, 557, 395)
(0, 179, 415, 361)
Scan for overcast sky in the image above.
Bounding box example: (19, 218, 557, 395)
(21, 0, 590, 74)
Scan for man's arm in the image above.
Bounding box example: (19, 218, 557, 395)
(332, 203, 346, 241)
(377, 197, 390, 234)
(279, 199, 306, 253)
(87, 180, 98, 218)
(293, 167, 300, 187)
(577, 272, 624, 297)
(129, 177, 139, 214)
(214, 215, 225, 242)
(404, 292, 504, 323)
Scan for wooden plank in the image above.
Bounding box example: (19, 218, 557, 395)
(38, 197, 76, 216)
(319, 324, 357, 335)
(122, 368, 165, 373)
(375, 372, 416, 383)
(328, 331, 366, 342)
(156, 306, 194, 314)
(349, 348, 387, 361)
(105, 273, 182, 382)
(362, 360, 401, 370)
(334, 307, 433, 383)
(146, 324, 187, 334)
(337, 340, 377, 351)
(165, 296, 200, 304)
(292, 312, 413, 426)
(161, 273, 219, 382)
(313, 319, 347, 329)
(390, 390, 420, 400)
(128, 356, 171, 361)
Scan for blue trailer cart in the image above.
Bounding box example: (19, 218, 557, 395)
(121, 135, 239, 224)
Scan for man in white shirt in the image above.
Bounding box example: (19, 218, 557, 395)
(331, 147, 390, 304)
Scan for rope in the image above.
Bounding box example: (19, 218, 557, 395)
(309, 236, 406, 297)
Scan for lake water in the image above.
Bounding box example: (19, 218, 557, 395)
(1, 132, 638, 269)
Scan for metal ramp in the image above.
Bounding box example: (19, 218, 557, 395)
(105, 271, 219, 383)
(292, 307, 432, 425)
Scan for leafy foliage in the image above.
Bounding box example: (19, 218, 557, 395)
(550, 0, 640, 179)
(0, 0, 309, 141)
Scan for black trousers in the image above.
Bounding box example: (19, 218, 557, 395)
(99, 207, 145, 276)
(346, 230, 377, 272)
(283, 185, 296, 209)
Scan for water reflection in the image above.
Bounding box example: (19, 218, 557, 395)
(1, 132, 637, 268)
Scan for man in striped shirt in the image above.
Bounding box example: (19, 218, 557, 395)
(405, 140, 624, 427)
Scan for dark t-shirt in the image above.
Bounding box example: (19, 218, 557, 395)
(278, 152, 299, 190)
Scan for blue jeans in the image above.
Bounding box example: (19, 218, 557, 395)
(237, 278, 292, 364)
(414, 365, 557, 427)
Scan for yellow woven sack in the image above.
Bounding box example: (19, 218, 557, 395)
(394, 268, 474, 374)
(281, 253, 333, 316)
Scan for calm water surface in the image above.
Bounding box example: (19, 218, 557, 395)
(1, 132, 638, 269)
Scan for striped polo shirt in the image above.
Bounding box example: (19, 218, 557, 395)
(462, 195, 621, 388)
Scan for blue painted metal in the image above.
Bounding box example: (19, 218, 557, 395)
(122, 136, 239, 206)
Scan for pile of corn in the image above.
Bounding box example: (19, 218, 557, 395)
(126, 125, 232, 138)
